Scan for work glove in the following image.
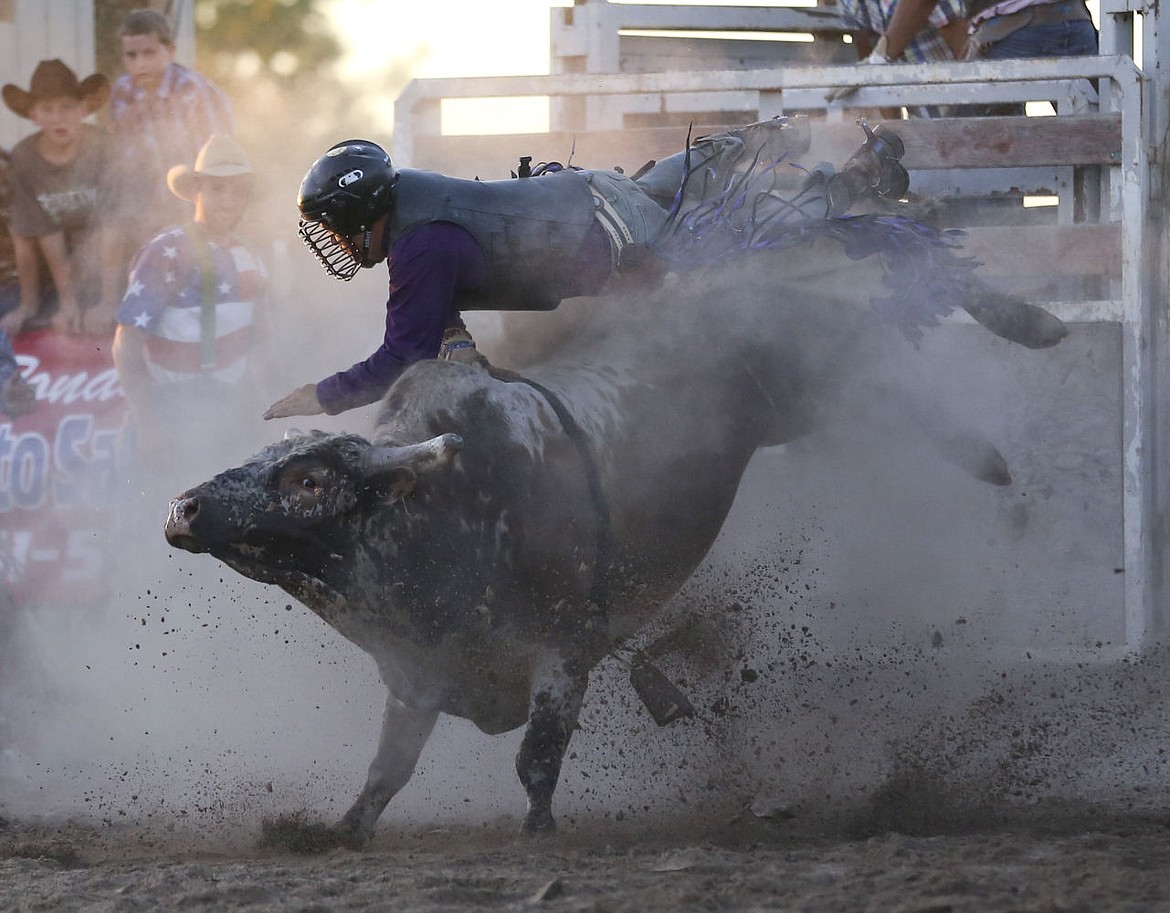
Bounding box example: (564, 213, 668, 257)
(827, 36, 894, 102)
(862, 36, 894, 64)
(439, 326, 488, 366)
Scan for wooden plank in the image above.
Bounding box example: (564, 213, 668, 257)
(618, 34, 855, 72)
(815, 115, 1122, 169)
(958, 224, 1121, 278)
(602, 5, 848, 31)
(411, 115, 1122, 179)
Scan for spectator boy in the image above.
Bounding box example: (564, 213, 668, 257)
(0, 59, 117, 336)
(107, 8, 234, 257)
(112, 134, 267, 471)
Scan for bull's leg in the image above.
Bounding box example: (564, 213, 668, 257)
(335, 693, 438, 847)
(959, 283, 1068, 350)
(859, 381, 1012, 487)
(516, 654, 589, 834)
(896, 388, 1012, 486)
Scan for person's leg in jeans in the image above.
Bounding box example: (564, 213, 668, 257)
(969, 19, 1098, 116)
(984, 19, 1098, 59)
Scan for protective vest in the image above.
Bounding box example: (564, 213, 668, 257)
(387, 169, 601, 312)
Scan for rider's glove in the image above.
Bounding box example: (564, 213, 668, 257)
(862, 36, 894, 64)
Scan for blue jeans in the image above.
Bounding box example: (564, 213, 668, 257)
(982, 19, 1099, 59)
(964, 17, 1098, 116)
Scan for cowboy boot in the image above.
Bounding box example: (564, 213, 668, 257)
(825, 123, 910, 216)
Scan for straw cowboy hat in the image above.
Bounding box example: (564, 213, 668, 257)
(2, 59, 108, 119)
(167, 134, 255, 202)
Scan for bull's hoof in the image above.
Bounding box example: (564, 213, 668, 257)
(929, 431, 1012, 487)
(974, 448, 1012, 487)
(259, 812, 369, 853)
(521, 809, 557, 836)
(332, 824, 373, 851)
(331, 813, 377, 851)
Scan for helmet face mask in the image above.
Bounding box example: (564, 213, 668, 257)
(297, 139, 397, 281)
(298, 219, 366, 281)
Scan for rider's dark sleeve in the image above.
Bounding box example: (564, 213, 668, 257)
(315, 222, 489, 415)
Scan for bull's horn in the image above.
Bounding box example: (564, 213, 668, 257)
(362, 433, 463, 475)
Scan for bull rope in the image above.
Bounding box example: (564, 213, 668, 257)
(485, 365, 612, 612)
(484, 365, 697, 726)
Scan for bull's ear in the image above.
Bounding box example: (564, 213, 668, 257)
(361, 433, 463, 481)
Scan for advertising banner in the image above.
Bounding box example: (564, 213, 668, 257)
(0, 330, 126, 607)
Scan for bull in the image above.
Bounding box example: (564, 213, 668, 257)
(164, 246, 1065, 845)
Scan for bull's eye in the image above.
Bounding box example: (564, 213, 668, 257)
(292, 475, 328, 501)
(276, 462, 330, 503)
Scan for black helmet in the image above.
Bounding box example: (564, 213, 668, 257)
(297, 139, 397, 280)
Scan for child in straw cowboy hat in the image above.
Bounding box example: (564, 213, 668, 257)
(0, 59, 121, 337)
(112, 134, 269, 477)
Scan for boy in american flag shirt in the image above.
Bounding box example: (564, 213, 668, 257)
(112, 134, 266, 469)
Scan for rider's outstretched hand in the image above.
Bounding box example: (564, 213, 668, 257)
(264, 383, 324, 420)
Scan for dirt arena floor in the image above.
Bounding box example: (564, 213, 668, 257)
(3, 803, 1169, 912)
(5, 588, 1170, 911)
(6, 611, 1170, 912)
(4, 469, 1170, 910)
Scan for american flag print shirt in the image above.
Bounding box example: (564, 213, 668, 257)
(116, 226, 267, 386)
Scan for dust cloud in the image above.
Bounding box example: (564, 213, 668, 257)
(498, 246, 1164, 835)
(0, 112, 1166, 859)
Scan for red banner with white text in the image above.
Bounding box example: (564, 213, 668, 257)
(0, 330, 126, 607)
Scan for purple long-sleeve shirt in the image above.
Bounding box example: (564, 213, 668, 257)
(316, 219, 612, 415)
(315, 222, 487, 414)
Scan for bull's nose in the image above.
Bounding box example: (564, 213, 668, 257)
(164, 495, 200, 541)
